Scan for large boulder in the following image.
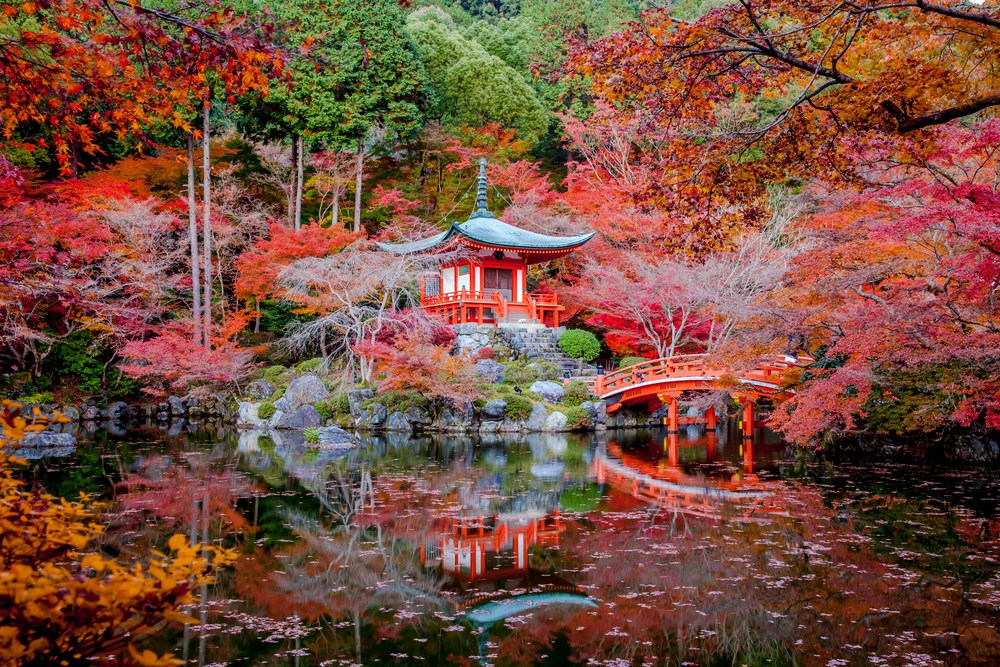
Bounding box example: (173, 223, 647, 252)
(60, 406, 81, 423)
(13, 431, 77, 459)
(529, 381, 564, 403)
(524, 402, 549, 431)
(348, 388, 375, 418)
(107, 401, 129, 421)
(81, 405, 102, 421)
(167, 395, 187, 416)
(544, 411, 568, 432)
(481, 399, 507, 421)
(405, 406, 432, 429)
(356, 403, 387, 430)
(438, 400, 475, 431)
(316, 426, 359, 450)
(386, 411, 412, 432)
(275, 405, 323, 429)
(237, 402, 267, 428)
(580, 400, 607, 425)
(474, 359, 505, 384)
(246, 379, 275, 401)
(275, 375, 329, 413)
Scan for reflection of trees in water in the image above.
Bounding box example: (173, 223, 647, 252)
(265, 506, 446, 664)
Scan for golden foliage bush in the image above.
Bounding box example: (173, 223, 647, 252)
(0, 401, 234, 667)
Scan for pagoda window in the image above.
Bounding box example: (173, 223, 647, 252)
(484, 267, 513, 300)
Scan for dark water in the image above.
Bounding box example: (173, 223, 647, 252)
(28, 421, 1000, 667)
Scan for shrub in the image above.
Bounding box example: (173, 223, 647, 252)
(262, 365, 287, 383)
(296, 358, 324, 373)
(19, 391, 54, 405)
(562, 381, 591, 407)
(474, 346, 494, 361)
(618, 356, 649, 369)
(504, 396, 534, 421)
(559, 329, 601, 363)
(303, 427, 319, 444)
(503, 359, 561, 386)
(258, 402, 276, 420)
(314, 394, 351, 420)
(363, 390, 430, 415)
(563, 406, 591, 430)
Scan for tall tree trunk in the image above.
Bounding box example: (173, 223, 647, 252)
(254, 300, 261, 334)
(353, 137, 364, 233)
(332, 191, 340, 226)
(186, 134, 202, 346)
(288, 134, 298, 227)
(202, 102, 213, 349)
(295, 134, 304, 232)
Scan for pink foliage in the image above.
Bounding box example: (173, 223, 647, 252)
(120, 322, 254, 396)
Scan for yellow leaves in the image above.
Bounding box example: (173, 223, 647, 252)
(167, 533, 188, 552)
(0, 401, 235, 665)
(128, 644, 182, 667)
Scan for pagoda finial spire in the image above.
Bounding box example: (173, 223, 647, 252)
(475, 157, 489, 213)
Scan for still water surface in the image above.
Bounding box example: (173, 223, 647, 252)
(30, 422, 1000, 667)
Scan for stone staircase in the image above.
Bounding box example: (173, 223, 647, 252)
(504, 325, 598, 382)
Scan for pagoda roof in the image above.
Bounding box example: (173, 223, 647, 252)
(376, 213, 595, 255)
(377, 158, 595, 257)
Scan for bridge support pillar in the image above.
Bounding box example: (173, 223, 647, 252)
(742, 400, 754, 440)
(665, 396, 679, 433)
(705, 407, 718, 430)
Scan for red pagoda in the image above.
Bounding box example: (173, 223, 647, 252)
(377, 158, 594, 327)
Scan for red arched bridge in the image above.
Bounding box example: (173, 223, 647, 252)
(590, 353, 812, 435)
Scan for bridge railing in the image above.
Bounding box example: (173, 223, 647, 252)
(593, 354, 813, 398)
(593, 354, 710, 395)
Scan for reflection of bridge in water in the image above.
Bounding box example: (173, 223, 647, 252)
(593, 432, 788, 524)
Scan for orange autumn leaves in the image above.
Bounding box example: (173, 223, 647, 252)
(0, 402, 236, 666)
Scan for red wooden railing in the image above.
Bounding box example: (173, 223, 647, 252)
(593, 354, 811, 406)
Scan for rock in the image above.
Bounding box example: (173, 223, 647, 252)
(280, 375, 330, 411)
(12, 431, 77, 458)
(60, 406, 81, 422)
(452, 324, 492, 355)
(474, 359, 505, 384)
(273, 395, 293, 413)
(21, 431, 77, 448)
(246, 379, 275, 401)
(405, 406, 431, 428)
(545, 411, 568, 431)
(481, 399, 507, 421)
(356, 403, 387, 430)
(386, 411, 411, 432)
(529, 380, 564, 403)
(579, 401, 607, 425)
(237, 402, 267, 428)
(524, 402, 549, 431)
(107, 401, 129, 420)
(439, 400, 475, 431)
(316, 426, 359, 450)
(274, 405, 323, 429)
(167, 395, 187, 416)
(348, 388, 375, 418)
(479, 420, 501, 434)
(81, 405, 102, 421)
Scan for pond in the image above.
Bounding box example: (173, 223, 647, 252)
(27, 421, 1000, 667)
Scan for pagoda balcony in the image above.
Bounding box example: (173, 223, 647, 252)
(420, 289, 564, 327)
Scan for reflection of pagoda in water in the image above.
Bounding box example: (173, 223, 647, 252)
(420, 506, 596, 637)
(422, 511, 565, 581)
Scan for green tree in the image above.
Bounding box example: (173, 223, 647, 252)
(407, 8, 548, 145)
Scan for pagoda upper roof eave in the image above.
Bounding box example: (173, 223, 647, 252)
(376, 218, 596, 256)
